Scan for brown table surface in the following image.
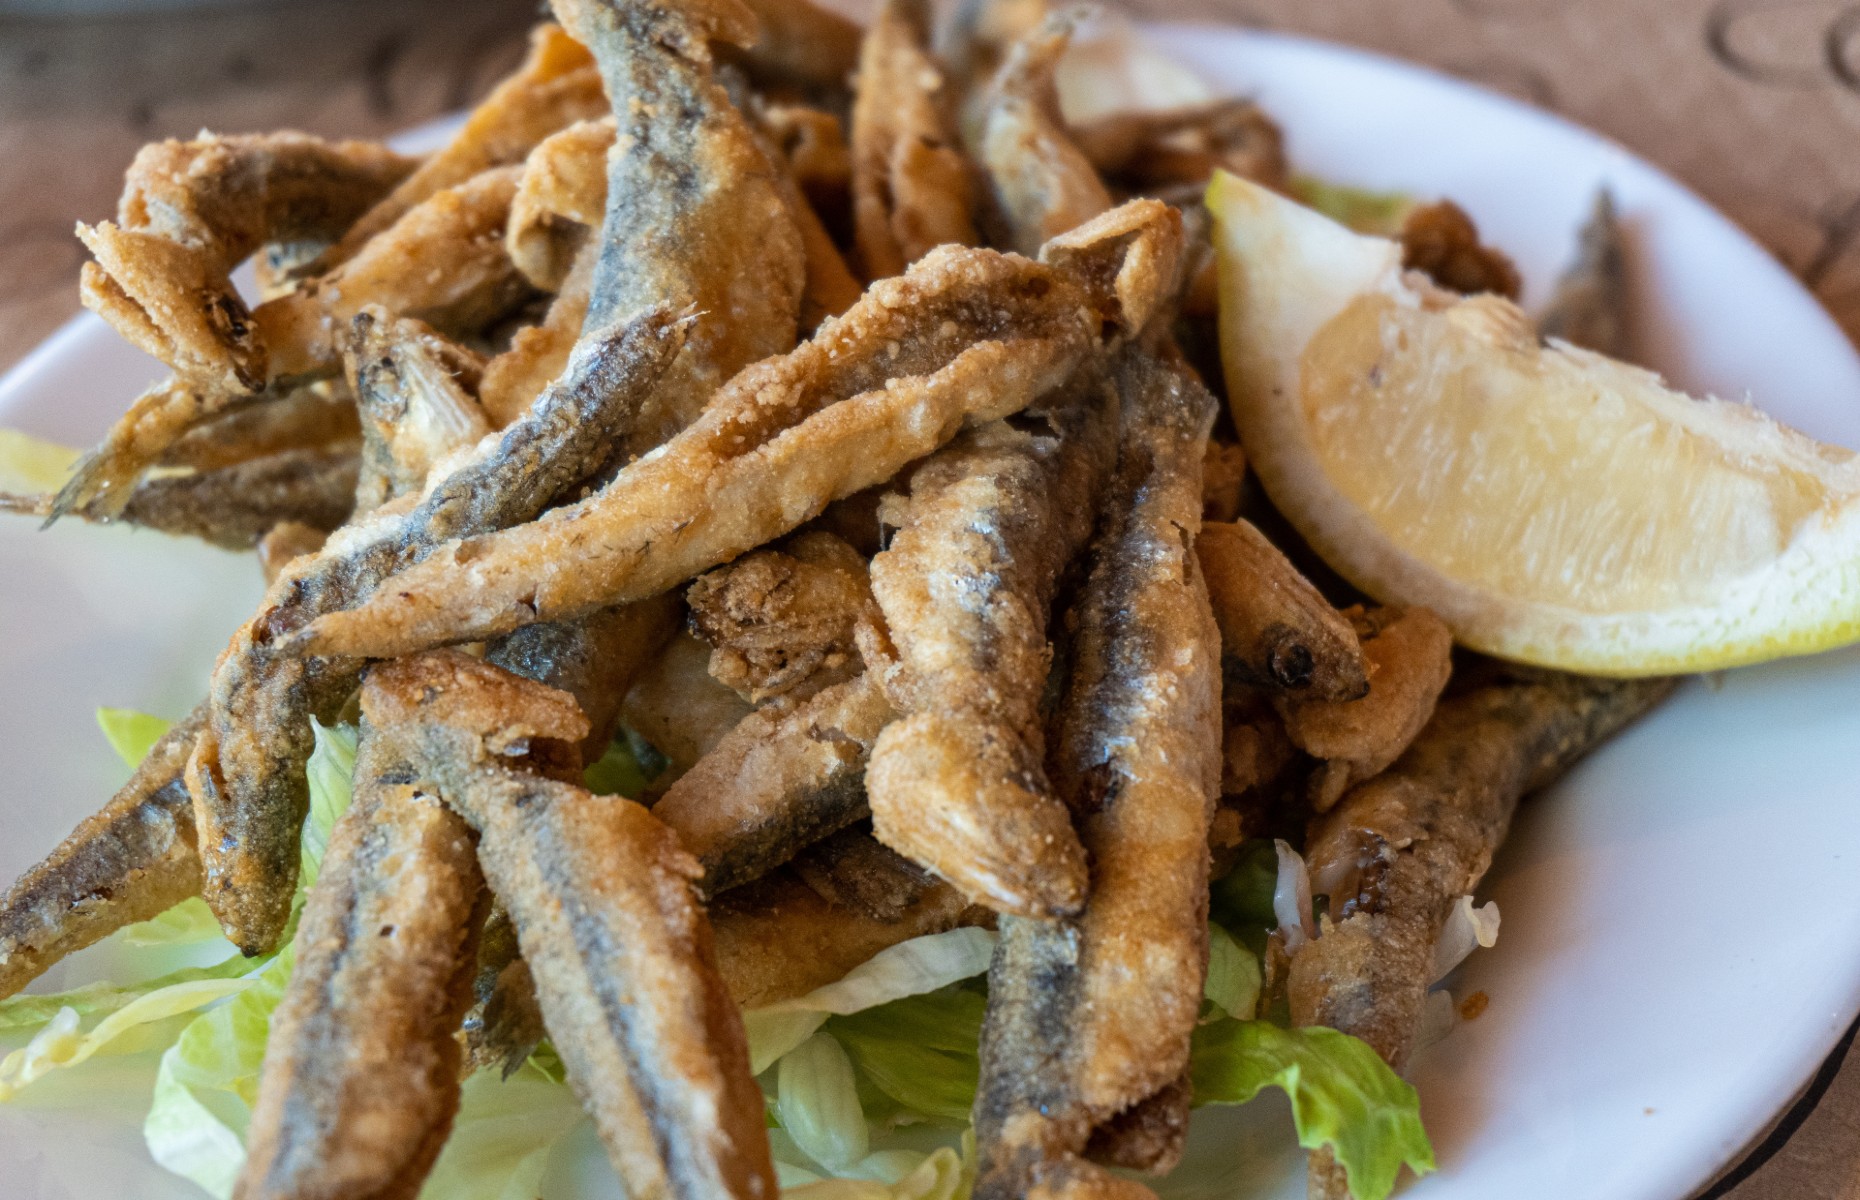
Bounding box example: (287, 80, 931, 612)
(1, 0, 1856, 1196)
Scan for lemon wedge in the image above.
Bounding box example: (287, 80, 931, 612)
(1208, 170, 1860, 675)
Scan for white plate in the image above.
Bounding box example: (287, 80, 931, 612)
(4, 21, 1860, 1200)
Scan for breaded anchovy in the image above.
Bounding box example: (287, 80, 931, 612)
(686, 531, 879, 704)
(865, 376, 1121, 920)
(74, 132, 416, 396)
(1538, 189, 1629, 358)
(189, 309, 686, 955)
(790, 825, 939, 923)
(974, 349, 1221, 1200)
(1292, 670, 1673, 1200)
(1276, 606, 1454, 813)
(1398, 200, 1521, 300)
(1196, 519, 1367, 700)
(1292, 670, 1677, 1068)
(342, 309, 490, 514)
(654, 671, 895, 896)
(254, 165, 533, 385)
(711, 867, 985, 1010)
(361, 651, 776, 1200)
(5, 445, 360, 550)
(1072, 99, 1290, 195)
(318, 24, 605, 271)
(284, 202, 1185, 660)
(0, 706, 205, 1001)
(236, 729, 485, 1200)
(158, 382, 359, 474)
(970, 12, 1113, 256)
(555, 0, 806, 450)
(460, 905, 548, 1080)
(849, 0, 979, 281)
(486, 594, 683, 767)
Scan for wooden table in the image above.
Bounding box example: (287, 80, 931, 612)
(1, 1, 1855, 1196)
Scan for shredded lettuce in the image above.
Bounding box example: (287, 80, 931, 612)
(298, 720, 359, 888)
(1203, 923, 1261, 1021)
(144, 950, 294, 1198)
(782, 1146, 967, 1200)
(96, 707, 173, 768)
(1191, 1020, 1434, 1200)
(418, 1066, 587, 1200)
(121, 897, 225, 948)
(0, 428, 80, 493)
(828, 988, 985, 1125)
(746, 928, 996, 1072)
(778, 1033, 869, 1171)
(0, 953, 255, 1032)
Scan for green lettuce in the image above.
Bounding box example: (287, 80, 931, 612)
(96, 707, 173, 768)
(1191, 1020, 1434, 1200)
(829, 988, 985, 1125)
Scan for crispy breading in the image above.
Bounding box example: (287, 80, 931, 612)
(74, 132, 415, 394)
(255, 165, 532, 384)
(1082, 1072, 1193, 1173)
(1073, 100, 1289, 195)
(1292, 670, 1673, 1200)
(970, 13, 1112, 256)
(654, 671, 894, 895)
(556, 0, 807, 451)
(849, 0, 979, 280)
(711, 868, 986, 1009)
(687, 532, 879, 703)
(1276, 606, 1454, 811)
(620, 632, 757, 777)
(157, 382, 359, 474)
(361, 651, 776, 1200)
(1196, 519, 1367, 700)
(283, 204, 1183, 661)
(1539, 189, 1629, 357)
(974, 350, 1220, 1200)
(188, 310, 686, 954)
(0, 706, 204, 1001)
(342, 309, 491, 512)
(865, 378, 1120, 919)
(319, 24, 606, 270)
(760, 103, 852, 218)
(1399, 199, 1522, 300)
(478, 239, 596, 429)
(236, 730, 484, 1200)
(5, 445, 360, 550)
(506, 118, 613, 292)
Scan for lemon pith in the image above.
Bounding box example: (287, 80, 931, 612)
(1207, 170, 1860, 675)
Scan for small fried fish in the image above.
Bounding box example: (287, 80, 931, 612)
(0, 707, 205, 1001)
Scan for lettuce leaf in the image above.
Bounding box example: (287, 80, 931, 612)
(96, 707, 173, 768)
(777, 1033, 869, 1171)
(298, 720, 359, 889)
(144, 949, 294, 1198)
(1203, 923, 1261, 1021)
(417, 1066, 586, 1200)
(746, 928, 995, 1072)
(1191, 1020, 1434, 1200)
(0, 953, 255, 1032)
(828, 988, 985, 1125)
